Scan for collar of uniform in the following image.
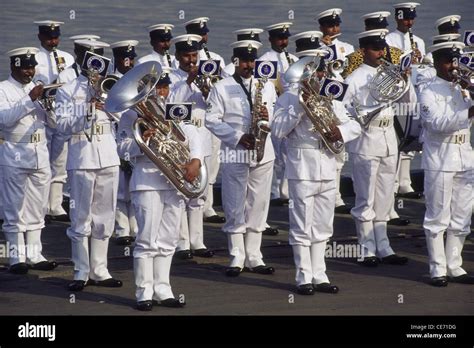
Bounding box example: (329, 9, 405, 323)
(396, 29, 408, 37)
(39, 45, 52, 55)
(8, 75, 29, 89)
(152, 50, 165, 58)
(434, 75, 456, 88)
(176, 67, 188, 78)
(361, 63, 378, 73)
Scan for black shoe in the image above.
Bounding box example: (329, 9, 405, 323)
(29, 260, 58, 271)
(225, 267, 242, 277)
(334, 204, 352, 215)
(8, 263, 29, 274)
(397, 192, 422, 199)
(45, 214, 70, 222)
(358, 256, 379, 267)
(296, 284, 315, 295)
(388, 218, 411, 226)
(314, 283, 339, 294)
(175, 250, 193, 260)
(116, 236, 134, 246)
(136, 300, 153, 311)
(380, 254, 408, 265)
(88, 278, 123, 288)
(246, 265, 275, 275)
(192, 248, 214, 258)
(203, 215, 226, 223)
(263, 227, 279, 236)
(68, 280, 87, 292)
(155, 298, 185, 308)
(270, 198, 285, 206)
(430, 276, 448, 287)
(448, 274, 474, 284)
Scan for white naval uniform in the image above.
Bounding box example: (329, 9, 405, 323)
(0, 76, 52, 266)
(344, 63, 417, 258)
(57, 62, 82, 85)
(0, 128, 3, 221)
(56, 74, 120, 282)
(169, 68, 213, 252)
(136, 50, 179, 69)
(35, 47, 74, 218)
(419, 77, 473, 278)
(272, 89, 361, 285)
(205, 75, 277, 269)
(112, 71, 138, 239)
(117, 108, 203, 302)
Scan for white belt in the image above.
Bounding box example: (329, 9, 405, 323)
(430, 131, 470, 145)
(288, 138, 322, 149)
(3, 129, 46, 143)
(72, 123, 113, 137)
(369, 117, 392, 128)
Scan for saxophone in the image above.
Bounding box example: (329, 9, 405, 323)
(250, 77, 271, 162)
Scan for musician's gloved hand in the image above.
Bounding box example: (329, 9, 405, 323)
(29, 85, 44, 101)
(187, 64, 199, 85)
(238, 134, 256, 150)
(182, 158, 201, 183)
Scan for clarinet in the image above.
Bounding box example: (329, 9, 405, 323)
(408, 28, 420, 64)
(52, 47, 65, 75)
(201, 43, 212, 59)
(282, 47, 294, 65)
(164, 49, 172, 67)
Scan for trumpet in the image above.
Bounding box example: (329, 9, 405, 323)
(35, 80, 64, 128)
(452, 65, 474, 92)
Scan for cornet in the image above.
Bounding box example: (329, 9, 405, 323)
(35, 80, 64, 128)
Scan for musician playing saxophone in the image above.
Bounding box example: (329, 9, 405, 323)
(205, 40, 277, 277)
(343, 30, 417, 267)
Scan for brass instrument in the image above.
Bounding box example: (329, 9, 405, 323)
(35, 80, 64, 128)
(52, 47, 66, 74)
(352, 57, 410, 128)
(285, 56, 344, 154)
(452, 64, 474, 92)
(105, 61, 208, 198)
(327, 59, 346, 78)
(250, 76, 271, 162)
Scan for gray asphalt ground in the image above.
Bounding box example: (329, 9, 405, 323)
(0, 195, 473, 316)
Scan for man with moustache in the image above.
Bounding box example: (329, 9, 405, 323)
(316, 8, 354, 62)
(137, 24, 178, 69)
(205, 40, 277, 277)
(0, 47, 58, 274)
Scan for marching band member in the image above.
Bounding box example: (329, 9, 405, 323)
(110, 40, 139, 246)
(55, 40, 123, 292)
(419, 41, 474, 286)
(116, 68, 203, 311)
(137, 24, 178, 69)
(272, 45, 361, 294)
(205, 40, 277, 277)
(316, 8, 354, 61)
(0, 47, 58, 274)
(168, 34, 214, 259)
(34, 21, 75, 223)
(343, 29, 416, 267)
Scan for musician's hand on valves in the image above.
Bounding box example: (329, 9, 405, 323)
(182, 158, 201, 183)
(29, 85, 44, 101)
(239, 134, 256, 150)
(259, 106, 269, 121)
(413, 49, 422, 64)
(187, 63, 199, 86)
(142, 128, 158, 142)
(325, 124, 343, 143)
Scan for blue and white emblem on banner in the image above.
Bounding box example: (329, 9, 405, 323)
(81, 52, 110, 77)
(198, 59, 220, 76)
(165, 103, 193, 122)
(323, 44, 338, 62)
(319, 78, 348, 101)
(254, 60, 277, 79)
(463, 31, 474, 47)
(399, 51, 412, 72)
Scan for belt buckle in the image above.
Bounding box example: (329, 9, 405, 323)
(94, 124, 104, 135)
(379, 118, 389, 128)
(30, 133, 41, 143)
(455, 134, 466, 144)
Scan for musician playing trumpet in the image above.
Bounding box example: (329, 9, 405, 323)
(343, 29, 417, 267)
(271, 43, 361, 295)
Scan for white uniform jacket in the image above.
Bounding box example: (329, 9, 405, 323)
(271, 88, 361, 181)
(0, 76, 49, 169)
(419, 77, 473, 172)
(35, 46, 74, 84)
(55, 74, 120, 170)
(137, 51, 178, 70)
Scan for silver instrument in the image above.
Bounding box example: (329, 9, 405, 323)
(105, 61, 208, 199)
(327, 59, 347, 78)
(35, 80, 64, 128)
(285, 56, 344, 154)
(352, 57, 410, 128)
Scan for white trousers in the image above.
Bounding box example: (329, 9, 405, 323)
(178, 156, 209, 251)
(67, 167, 119, 281)
(203, 136, 220, 217)
(227, 232, 266, 268)
(423, 170, 472, 277)
(292, 242, 329, 286)
(335, 149, 346, 207)
(132, 189, 184, 301)
(394, 151, 415, 194)
(47, 127, 68, 216)
(270, 137, 288, 200)
(221, 160, 273, 234)
(115, 168, 137, 237)
(0, 165, 4, 220)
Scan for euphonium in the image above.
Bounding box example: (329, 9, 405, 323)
(352, 57, 410, 128)
(285, 56, 344, 154)
(105, 61, 208, 199)
(250, 76, 271, 162)
(327, 59, 346, 78)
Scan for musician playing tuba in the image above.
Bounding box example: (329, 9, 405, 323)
(272, 45, 361, 295)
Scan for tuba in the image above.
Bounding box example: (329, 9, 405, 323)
(285, 56, 345, 154)
(352, 57, 410, 128)
(105, 61, 208, 199)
